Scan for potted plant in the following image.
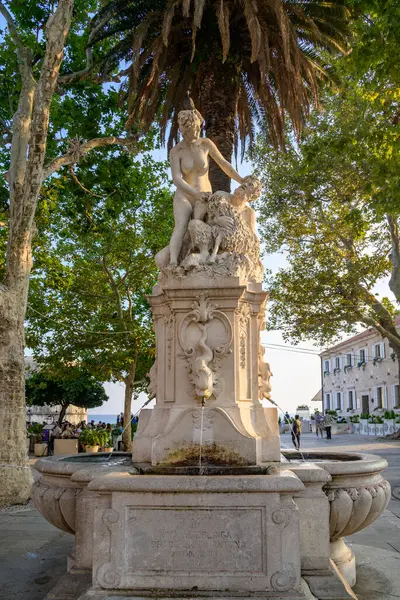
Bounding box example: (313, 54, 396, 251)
(375, 416, 384, 436)
(395, 417, 400, 434)
(349, 415, 360, 434)
(384, 410, 396, 435)
(368, 416, 377, 436)
(98, 430, 113, 452)
(360, 413, 369, 435)
(336, 417, 349, 434)
(28, 423, 48, 456)
(79, 429, 101, 453)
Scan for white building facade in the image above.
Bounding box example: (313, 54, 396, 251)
(321, 320, 400, 417)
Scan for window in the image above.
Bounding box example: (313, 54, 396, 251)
(334, 357, 342, 373)
(344, 353, 353, 373)
(358, 348, 367, 366)
(392, 385, 400, 409)
(325, 393, 331, 410)
(336, 392, 342, 410)
(324, 360, 330, 374)
(347, 390, 354, 410)
(373, 343, 384, 363)
(376, 386, 383, 408)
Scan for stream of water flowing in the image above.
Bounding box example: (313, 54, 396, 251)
(198, 398, 206, 474)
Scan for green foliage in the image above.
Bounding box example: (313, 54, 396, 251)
(25, 367, 108, 413)
(383, 410, 396, 420)
(325, 410, 338, 417)
(27, 423, 44, 441)
(79, 428, 104, 448)
(86, 0, 352, 153)
(26, 146, 173, 393)
(349, 415, 359, 423)
(360, 413, 370, 419)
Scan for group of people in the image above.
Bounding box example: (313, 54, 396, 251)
(283, 410, 335, 451)
(313, 410, 335, 440)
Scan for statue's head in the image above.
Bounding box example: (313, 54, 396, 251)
(231, 175, 262, 207)
(178, 109, 203, 143)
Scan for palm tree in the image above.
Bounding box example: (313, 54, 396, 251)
(87, 0, 351, 190)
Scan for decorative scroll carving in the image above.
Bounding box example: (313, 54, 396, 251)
(270, 565, 297, 591)
(179, 294, 232, 399)
(102, 509, 120, 529)
(272, 509, 291, 528)
(96, 563, 121, 589)
(236, 303, 251, 368)
(157, 304, 175, 371)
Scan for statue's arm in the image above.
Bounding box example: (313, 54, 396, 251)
(170, 148, 201, 202)
(206, 139, 244, 184)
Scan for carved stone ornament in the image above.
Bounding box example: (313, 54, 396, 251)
(270, 565, 297, 592)
(102, 508, 120, 529)
(325, 480, 391, 541)
(31, 479, 78, 534)
(236, 303, 251, 368)
(160, 304, 175, 371)
(192, 408, 215, 430)
(178, 294, 232, 399)
(96, 563, 122, 589)
(272, 508, 291, 528)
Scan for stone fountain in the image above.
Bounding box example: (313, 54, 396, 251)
(33, 101, 390, 600)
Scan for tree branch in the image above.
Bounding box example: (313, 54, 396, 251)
(387, 214, 400, 303)
(43, 135, 137, 180)
(358, 314, 400, 349)
(0, 2, 30, 58)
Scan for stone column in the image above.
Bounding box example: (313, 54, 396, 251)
(132, 273, 280, 465)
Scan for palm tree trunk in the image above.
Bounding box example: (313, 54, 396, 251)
(196, 59, 239, 193)
(122, 359, 137, 452)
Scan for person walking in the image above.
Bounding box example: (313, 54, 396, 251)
(314, 411, 324, 438)
(324, 411, 333, 440)
(291, 415, 302, 450)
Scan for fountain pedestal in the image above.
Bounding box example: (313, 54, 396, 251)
(78, 471, 308, 600)
(132, 274, 280, 465)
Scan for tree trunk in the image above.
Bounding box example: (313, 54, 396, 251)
(196, 59, 239, 192)
(0, 0, 74, 507)
(58, 402, 69, 426)
(122, 359, 137, 452)
(0, 288, 32, 506)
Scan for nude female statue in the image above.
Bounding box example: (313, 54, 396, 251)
(167, 106, 244, 267)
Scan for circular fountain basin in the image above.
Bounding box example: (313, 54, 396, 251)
(33, 449, 390, 542)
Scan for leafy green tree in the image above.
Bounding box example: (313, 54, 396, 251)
(75, 0, 352, 191)
(0, 0, 143, 506)
(26, 366, 108, 426)
(254, 23, 400, 373)
(26, 150, 173, 449)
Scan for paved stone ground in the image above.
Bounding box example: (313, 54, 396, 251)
(0, 435, 399, 600)
(281, 433, 400, 598)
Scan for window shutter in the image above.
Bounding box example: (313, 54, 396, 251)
(381, 343, 385, 358)
(373, 387, 378, 404)
(383, 386, 388, 408)
(391, 385, 396, 409)
(356, 394, 361, 410)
